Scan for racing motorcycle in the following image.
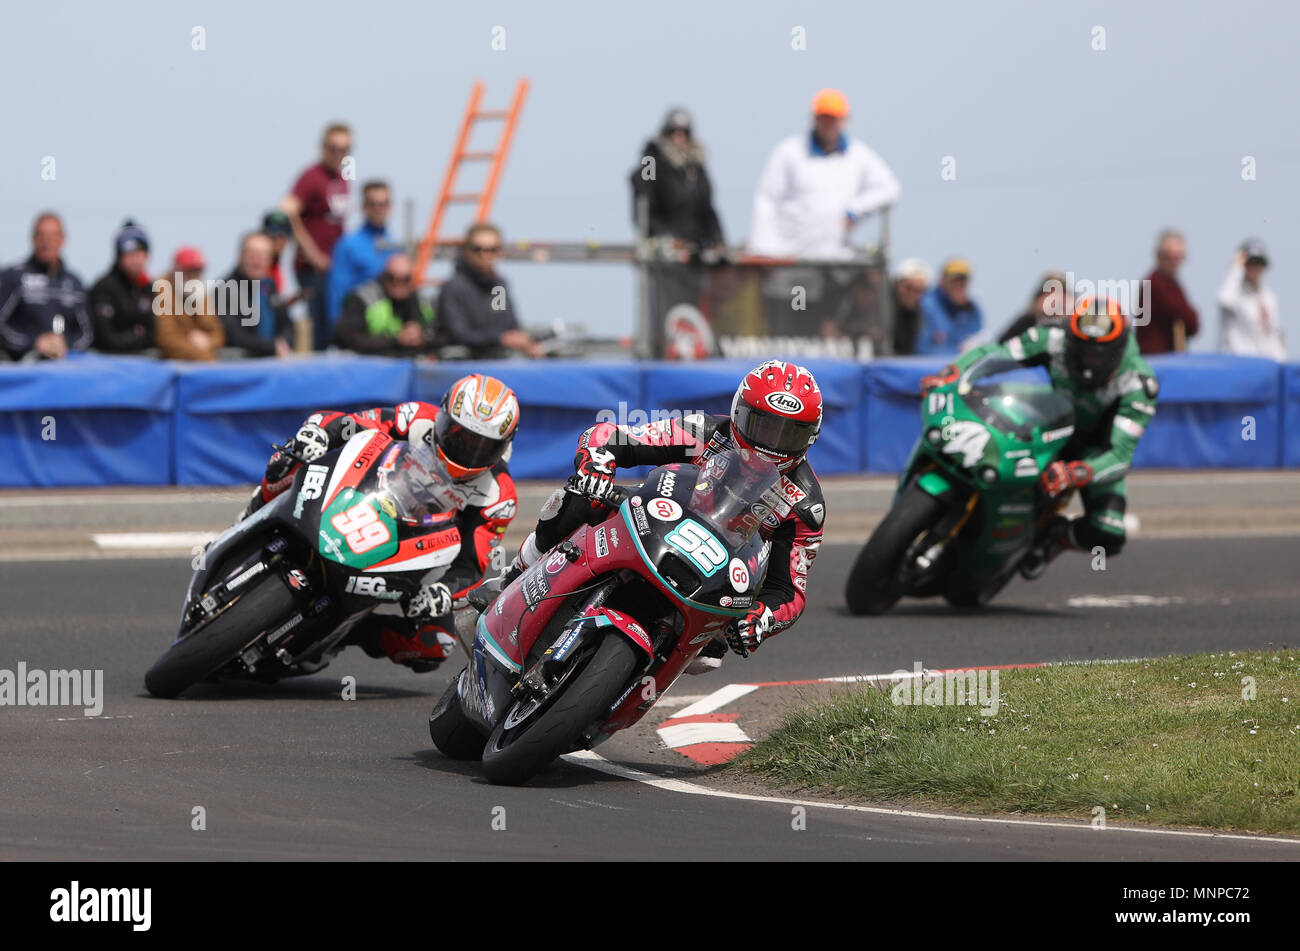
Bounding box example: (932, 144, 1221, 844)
(845, 356, 1076, 614)
(145, 430, 468, 697)
(428, 447, 779, 786)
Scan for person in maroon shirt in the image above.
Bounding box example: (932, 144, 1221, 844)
(1136, 229, 1199, 353)
(281, 122, 352, 350)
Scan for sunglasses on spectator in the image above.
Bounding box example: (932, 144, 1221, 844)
(383, 273, 413, 284)
(468, 243, 502, 254)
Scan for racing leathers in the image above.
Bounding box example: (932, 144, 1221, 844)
(951, 325, 1158, 559)
(248, 400, 518, 670)
(515, 413, 826, 646)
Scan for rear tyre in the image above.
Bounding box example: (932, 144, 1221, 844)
(429, 671, 488, 760)
(845, 484, 947, 616)
(481, 634, 640, 786)
(145, 573, 296, 698)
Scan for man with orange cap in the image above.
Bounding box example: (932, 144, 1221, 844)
(748, 88, 900, 260)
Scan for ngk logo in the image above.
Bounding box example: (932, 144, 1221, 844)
(765, 392, 804, 415)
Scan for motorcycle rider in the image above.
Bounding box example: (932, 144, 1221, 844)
(922, 296, 1158, 575)
(500, 360, 826, 667)
(244, 374, 520, 670)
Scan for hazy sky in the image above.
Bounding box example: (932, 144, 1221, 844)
(3, 0, 1296, 352)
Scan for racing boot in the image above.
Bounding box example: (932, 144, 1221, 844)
(686, 636, 727, 675)
(1019, 515, 1073, 580)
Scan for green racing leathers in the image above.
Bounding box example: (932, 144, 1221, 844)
(952, 324, 1159, 556)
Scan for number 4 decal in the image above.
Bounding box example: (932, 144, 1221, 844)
(665, 519, 727, 576)
(331, 502, 391, 554)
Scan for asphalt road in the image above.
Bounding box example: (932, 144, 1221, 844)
(2, 530, 1298, 860)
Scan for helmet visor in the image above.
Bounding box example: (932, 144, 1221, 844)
(733, 403, 817, 456)
(433, 414, 508, 471)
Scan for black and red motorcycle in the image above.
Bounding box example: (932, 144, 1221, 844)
(145, 430, 468, 697)
(428, 447, 781, 785)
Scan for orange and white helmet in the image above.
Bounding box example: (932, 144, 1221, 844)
(434, 374, 519, 479)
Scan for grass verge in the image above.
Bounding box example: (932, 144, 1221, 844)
(735, 651, 1300, 834)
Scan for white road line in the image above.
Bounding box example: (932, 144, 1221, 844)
(91, 532, 217, 550)
(562, 751, 1300, 846)
(657, 721, 751, 748)
(653, 694, 711, 709)
(670, 683, 757, 719)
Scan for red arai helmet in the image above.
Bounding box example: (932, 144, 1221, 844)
(730, 361, 823, 472)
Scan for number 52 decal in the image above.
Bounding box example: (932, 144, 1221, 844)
(665, 519, 727, 576)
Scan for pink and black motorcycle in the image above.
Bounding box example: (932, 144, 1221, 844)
(428, 448, 780, 785)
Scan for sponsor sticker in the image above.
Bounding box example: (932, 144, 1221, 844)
(657, 470, 677, 497)
(728, 558, 750, 592)
(765, 392, 804, 415)
(594, 527, 609, 559)
(647, 497, 683, 521)
(544, 549, 568, 574)
(1042, 425, 1075, 443)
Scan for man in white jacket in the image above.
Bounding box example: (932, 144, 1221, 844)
(747, 88, 900, 261)
(1218, 240, 1285, 360)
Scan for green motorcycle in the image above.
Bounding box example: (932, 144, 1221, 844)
(846, 357, 1076, 614)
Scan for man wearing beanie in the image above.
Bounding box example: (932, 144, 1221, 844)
(90, 219, 155, 353)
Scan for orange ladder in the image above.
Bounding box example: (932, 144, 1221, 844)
(414, 79, 529, 285)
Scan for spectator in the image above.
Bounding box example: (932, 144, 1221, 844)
(999, 270, 1071, 342)
(915, 258, 984, 355)
(327, 180, 398, 322)
(281, 122, 352, 350)
(154, 247, 226, 361)
(220, 232, 292, 358)
(334, 253, 434, 356)
(0, 212, 92, 362)
(1218, 240, 1285, 359)
(262, 211, 293, 296)
(1136, 229, 1199, 353)
(890, 258, 931, 354)
(435, 223, 541, 358)
(630, 107, 724, 249)
(89, 219, 155, 354)
(747, 88, 900, 260)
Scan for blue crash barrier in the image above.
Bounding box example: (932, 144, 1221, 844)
(0, 354, 175, 486)
(1136, 355, 1283, 469)
(172, 357, 415, 484)
(413, 360, 644, 480)
(1282, 364, 1300, 468)
(0, 354, 1295, 486)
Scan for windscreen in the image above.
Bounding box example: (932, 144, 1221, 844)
(964, 359, 1074, 441)
(685, 449, 784, 549)
(380, 441, 462, 524)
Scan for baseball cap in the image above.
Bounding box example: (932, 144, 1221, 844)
(941, 258, 972, 279)
(173, 246, 206, 271)
(262, 211, 292, 237)
(812, 88, 850, 118)
(896, 258, 932, 283)
(115, 219, 149, 256)
(661, 107, 693, 134)
(1241, 238, 1269, 266)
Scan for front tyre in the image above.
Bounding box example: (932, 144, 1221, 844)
(145, 573, 296, 698)
(481, 634, 640, 786)
(845, 484, 947, 615)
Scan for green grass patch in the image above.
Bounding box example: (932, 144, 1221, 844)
(736, 651, 1300, 834)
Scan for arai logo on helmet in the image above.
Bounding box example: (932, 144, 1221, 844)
(765, 392, 804, 415)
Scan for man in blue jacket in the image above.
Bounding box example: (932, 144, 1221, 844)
(327, 180, 399, 323)
(915, 257, 984, 355)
